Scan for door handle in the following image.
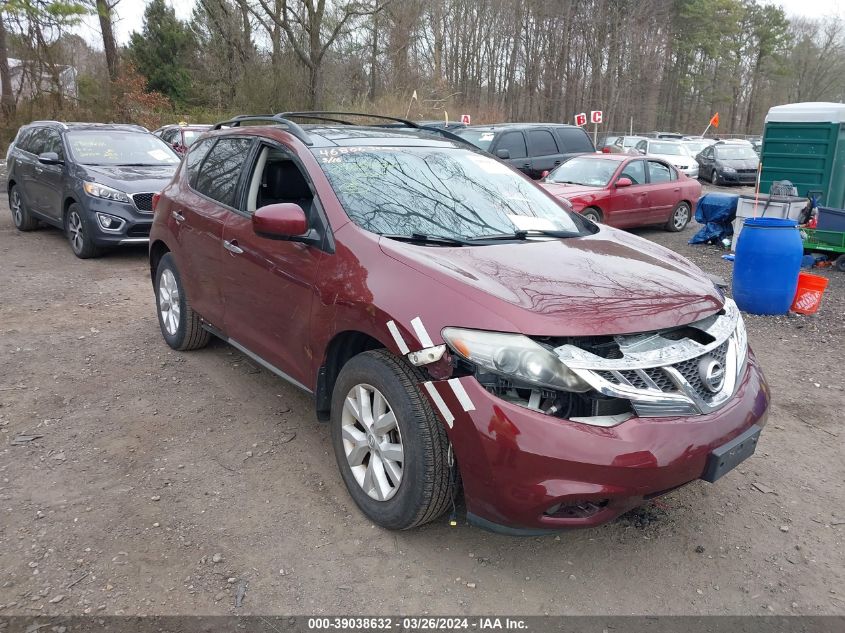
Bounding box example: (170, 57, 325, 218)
(223, 239, 244, 254)
(554, 160, 562, 165)
(172, 210, 185, 222)
(523, 163, 530, 169)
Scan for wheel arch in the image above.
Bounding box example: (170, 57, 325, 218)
(149, 239, 171, 283)
(582, 205, 604, 221)
(62, 195, 79, 221)
(315, 330, 386, 422)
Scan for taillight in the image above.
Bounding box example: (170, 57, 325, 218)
(152, 192, 161, 212)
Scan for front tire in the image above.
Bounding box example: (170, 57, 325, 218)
(581, 207, 603, 223)
(710, 169, 720, 186)
(665, 201, 691, 232)
(65, 204, 101, 259)
(154, 253, 210, 351)
(331, 350, 455, 530)
(9, 185, 38, 231)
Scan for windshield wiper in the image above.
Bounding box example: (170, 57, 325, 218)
(380, 232, 471, 246)
(470, 229, 582, 241)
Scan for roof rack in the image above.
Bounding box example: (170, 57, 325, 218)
(279, 111, 421, 129)
(211, 114, 313, 146)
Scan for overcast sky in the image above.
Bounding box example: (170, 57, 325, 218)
(73, 0, 845, 47)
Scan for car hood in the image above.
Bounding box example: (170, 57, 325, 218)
(540, 182, 604, 197)
(82, 164, 178, 193)
(380, 227, 723, 337)
(716, 158, 759, 169)
(650, 153, 693, 167)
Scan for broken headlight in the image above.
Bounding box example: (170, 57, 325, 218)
(441, 327, 591, 392)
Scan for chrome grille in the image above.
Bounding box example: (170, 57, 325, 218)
(132, 192, 155, 212)
(673, 341, 728, 400)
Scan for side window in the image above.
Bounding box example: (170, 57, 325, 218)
(15, 128, 33, 153)
(527, 129, 558, 156)
(193, 137, 254, 207)
(620, 160, 646, 185)
(555, 127, 595, 153)
(43, 130, 64, 160)
(246, 145, 314, 218)
(648, 160, 672, 183)
(184, 138, 214, 189)
(496, 131, 527, 159)
(25, 128, 48, 155)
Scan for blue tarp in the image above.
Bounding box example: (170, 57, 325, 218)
(689, 193, 740, 244)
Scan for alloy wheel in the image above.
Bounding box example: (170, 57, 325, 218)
(68, 211, 85, 254)
(158, 269, 181, 336)
(341, 384, 404, 501)
(711, 169, 718, 185)
(10, 189, 23, 226)
(673, 203, 690, 230)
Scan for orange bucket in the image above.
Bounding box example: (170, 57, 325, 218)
(791, 272, 829, 315)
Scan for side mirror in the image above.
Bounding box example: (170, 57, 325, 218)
(495, 149, 511, 159)
(253, 203, 307, 239)
(540, 170, 550, 179)
(616, 177, 633, 188)
(38, 152, 62, 165)
(637, 148, 646, 155)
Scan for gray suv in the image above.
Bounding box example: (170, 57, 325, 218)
(6, 121, 181, 258)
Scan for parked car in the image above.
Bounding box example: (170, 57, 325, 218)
(539, 153, 701, 231)
(611, 135, 648, 153)
(148, 111, 767, 534)
(6, 121, 180, 258)
(645, 131, 684, 139)
(455, 123, 595, 178)
(633, 138, 698, 178)
(695, 141, 760, 186)
(681, 137, 716, 157)
(597, 135, 621, 151)
(153, 123, 212, 156)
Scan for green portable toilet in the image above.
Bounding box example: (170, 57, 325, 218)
(761, 102, 845, 206)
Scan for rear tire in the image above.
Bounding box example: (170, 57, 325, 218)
(835, 254, 845, 273)
(65, 204, 101, 259)
(581, 207, 603, 223)
(330, 349, 455, 530)
(665, 201, 691, 232)
(154, 253, 210, 351)
(9, 185, 38, 231)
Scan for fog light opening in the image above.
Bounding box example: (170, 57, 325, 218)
(96, 213, 125, 232)
(544, 499, 609, 519)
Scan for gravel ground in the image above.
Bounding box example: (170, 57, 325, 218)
(0, 185, 843, 617)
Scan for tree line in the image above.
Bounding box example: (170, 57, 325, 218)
(2, 0, 845, 142)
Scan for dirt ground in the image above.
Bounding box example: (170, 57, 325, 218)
(0, 185, 843, 617)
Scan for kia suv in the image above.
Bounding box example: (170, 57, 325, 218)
(6, 121, 180, 258)
(148, 112, 769, 534)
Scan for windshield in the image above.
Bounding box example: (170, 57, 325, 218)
(67, 131, 180, 166)
(546, 156, 619, 186)
(649, 142, 686, 156)
(715, 145, 759, 160)
(315, 147, 589, 241)
(683, 141, 710, 154)
(621, 137, 642, 148)
(453, 129, 496, 151)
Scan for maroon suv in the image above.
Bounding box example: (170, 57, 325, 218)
(148, 113, 769, 534)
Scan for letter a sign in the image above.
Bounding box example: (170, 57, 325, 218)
(574, 112, 587, 126)
(591, 111, 603, 124)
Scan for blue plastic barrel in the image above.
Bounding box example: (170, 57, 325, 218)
(733, 218, 803, 315)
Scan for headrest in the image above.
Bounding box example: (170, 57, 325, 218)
(264, 161, 311, 199)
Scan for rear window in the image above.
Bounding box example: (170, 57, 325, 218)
(554, 127, 594, 153)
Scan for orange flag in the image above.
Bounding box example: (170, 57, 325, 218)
(710, 112, 720, 128)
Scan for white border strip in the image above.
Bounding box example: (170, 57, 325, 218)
(410, 316, 434, 349)
(386, 320, 410, 355)
(423, 382, 454, 428)
(448, 378, 475, 412)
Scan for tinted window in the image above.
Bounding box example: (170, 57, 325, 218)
(25, 128, 50, 155)
(185, 138, 214, 188)
(315, 147, 588, 240)
(528, 129, 558, 156)
(43, 130, 64, 160)
(454, 129, 496, 151)
(620, 160, 646, 185)
(497, 131, 527, 159)
(15, 128, 35, 153)
(555, 127, 594, 153)
(648, 161, 672, 183)
(194, 137, 253, 208)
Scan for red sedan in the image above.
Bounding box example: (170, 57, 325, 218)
(540, 153, 701, 231)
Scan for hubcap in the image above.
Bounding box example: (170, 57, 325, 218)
(673, 204, 689, 229)
(10, 190, 22, 225)
(341, 384, 403, 501)
(158, 269, 181, 336)
(68, 211, 84, 253)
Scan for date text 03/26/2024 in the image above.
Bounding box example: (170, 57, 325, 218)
(307, 617, 529, 630)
